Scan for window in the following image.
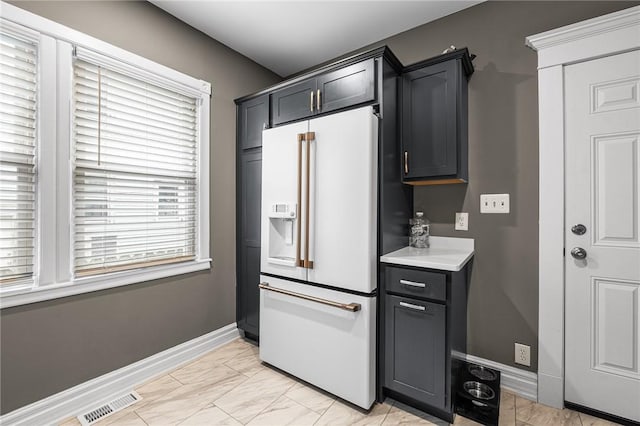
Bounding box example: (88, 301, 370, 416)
(72, 57, 198, 276)
(0, 4, 211, 308)
(0, 28, 38, 286)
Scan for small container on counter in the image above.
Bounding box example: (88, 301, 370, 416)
(409, 211, 430, 248)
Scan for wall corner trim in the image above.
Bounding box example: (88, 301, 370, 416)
(464, 354, 538, 402)
(0, 323, 240, 425)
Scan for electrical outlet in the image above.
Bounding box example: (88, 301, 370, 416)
(455, 212, 468, 231)
(515, 343, 531, 367)
(480, 194, 510, 214)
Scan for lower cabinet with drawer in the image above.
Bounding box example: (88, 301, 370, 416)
(379, 263, 471, 423)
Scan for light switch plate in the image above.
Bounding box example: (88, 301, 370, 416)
(455, 212, 468, 231)
(480, 193, 510, 214)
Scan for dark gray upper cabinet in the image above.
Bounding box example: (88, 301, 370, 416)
(240, 95, 269, 150)
(401, 49, 473, 185)
(236, 94, 269, 339)
(316, 59, 375, 114)
(271, 59, 376, 126)
(270, 78, 316, 126)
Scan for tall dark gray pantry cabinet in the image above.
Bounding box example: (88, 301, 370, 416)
(235, 95, 268, 339)
(235, 47, 412, 341)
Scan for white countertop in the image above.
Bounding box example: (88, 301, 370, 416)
(380, 236, 474, 271)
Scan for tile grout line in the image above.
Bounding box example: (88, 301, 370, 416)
(211, 401, 243, 425)
(133, 410, 148, 425)
(313, 399, 337, 425)
(243, 378, 298, 425)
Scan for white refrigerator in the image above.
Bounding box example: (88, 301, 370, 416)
(259, 106, 378, 409)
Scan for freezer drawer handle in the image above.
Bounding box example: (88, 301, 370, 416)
(399, 301, 426, 311)
(399, 279, 426, 288)
(259, 282, 361, 312)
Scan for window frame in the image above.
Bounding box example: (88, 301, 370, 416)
(0, 2, 211, 309)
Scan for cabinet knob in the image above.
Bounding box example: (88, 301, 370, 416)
(310, 91, 314, 112)
(317, 89, 321, 111)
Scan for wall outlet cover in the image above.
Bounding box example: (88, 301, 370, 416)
(515, 342, 531, 367)
(455, 212, 468, 231)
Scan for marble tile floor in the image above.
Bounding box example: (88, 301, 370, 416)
(59, 338, 619, 426)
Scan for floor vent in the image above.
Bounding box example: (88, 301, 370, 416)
(77, 391, 142, 425)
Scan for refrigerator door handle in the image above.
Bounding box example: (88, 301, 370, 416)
(304, 131, 315, 269)
(296, 133, 304, 267)
(259, 282, 361, 312)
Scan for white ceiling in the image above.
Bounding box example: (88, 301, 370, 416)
(150, 1, 483, 77)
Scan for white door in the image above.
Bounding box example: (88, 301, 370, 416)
(306, 107, 378, 293)
(261, 121, 309, 281)
(565, 50, 640, 422)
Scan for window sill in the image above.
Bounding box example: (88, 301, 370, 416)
(0, 258, 212, 309)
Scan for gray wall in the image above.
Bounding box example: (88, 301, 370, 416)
(0, 1, 280, 414)
(363, 1, 637, 371)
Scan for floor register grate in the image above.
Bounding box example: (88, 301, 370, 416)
(77, 391, 142, 425)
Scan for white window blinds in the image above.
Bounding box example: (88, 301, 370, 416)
(0, 31, 37, 285)
(73, 58, 198, 277)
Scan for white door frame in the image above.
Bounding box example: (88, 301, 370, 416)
(526, 6, 640, 408)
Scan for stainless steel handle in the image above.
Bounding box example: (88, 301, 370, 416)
(571, 224, 587, 235)
(399, 301, 425, 311)
(317, 89, 321, 111)
(399, 279, 426, 288)
(259, 282, 361, 312)
(310, 91, 314, 112)
(570, 247, 587, 260)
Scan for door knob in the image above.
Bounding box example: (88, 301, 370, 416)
(571, 224, 587, 235)
(570, 247, 587, 260)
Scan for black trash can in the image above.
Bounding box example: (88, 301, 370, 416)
(455, 361, 501, 425)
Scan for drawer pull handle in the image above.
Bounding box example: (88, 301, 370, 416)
(399, 279, 426, 288)
(399, 301, 425, 311)
(259, 282, 361, 312)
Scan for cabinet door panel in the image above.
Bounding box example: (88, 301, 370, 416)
(240, 95, 269, 150)
(317, 59, 375, 114)
(271, 79, 316, 125)
(385, 294, 446, 409)
(402, 60, 458, 178)
(243, 244, 261, 332)
(243, 151, 262, 244)
(385, 266, 447, 302)
(238, 150, 262, 336)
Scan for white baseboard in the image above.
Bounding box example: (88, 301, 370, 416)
(1, 323, 240, 426)
(465, 354, 538, 402)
